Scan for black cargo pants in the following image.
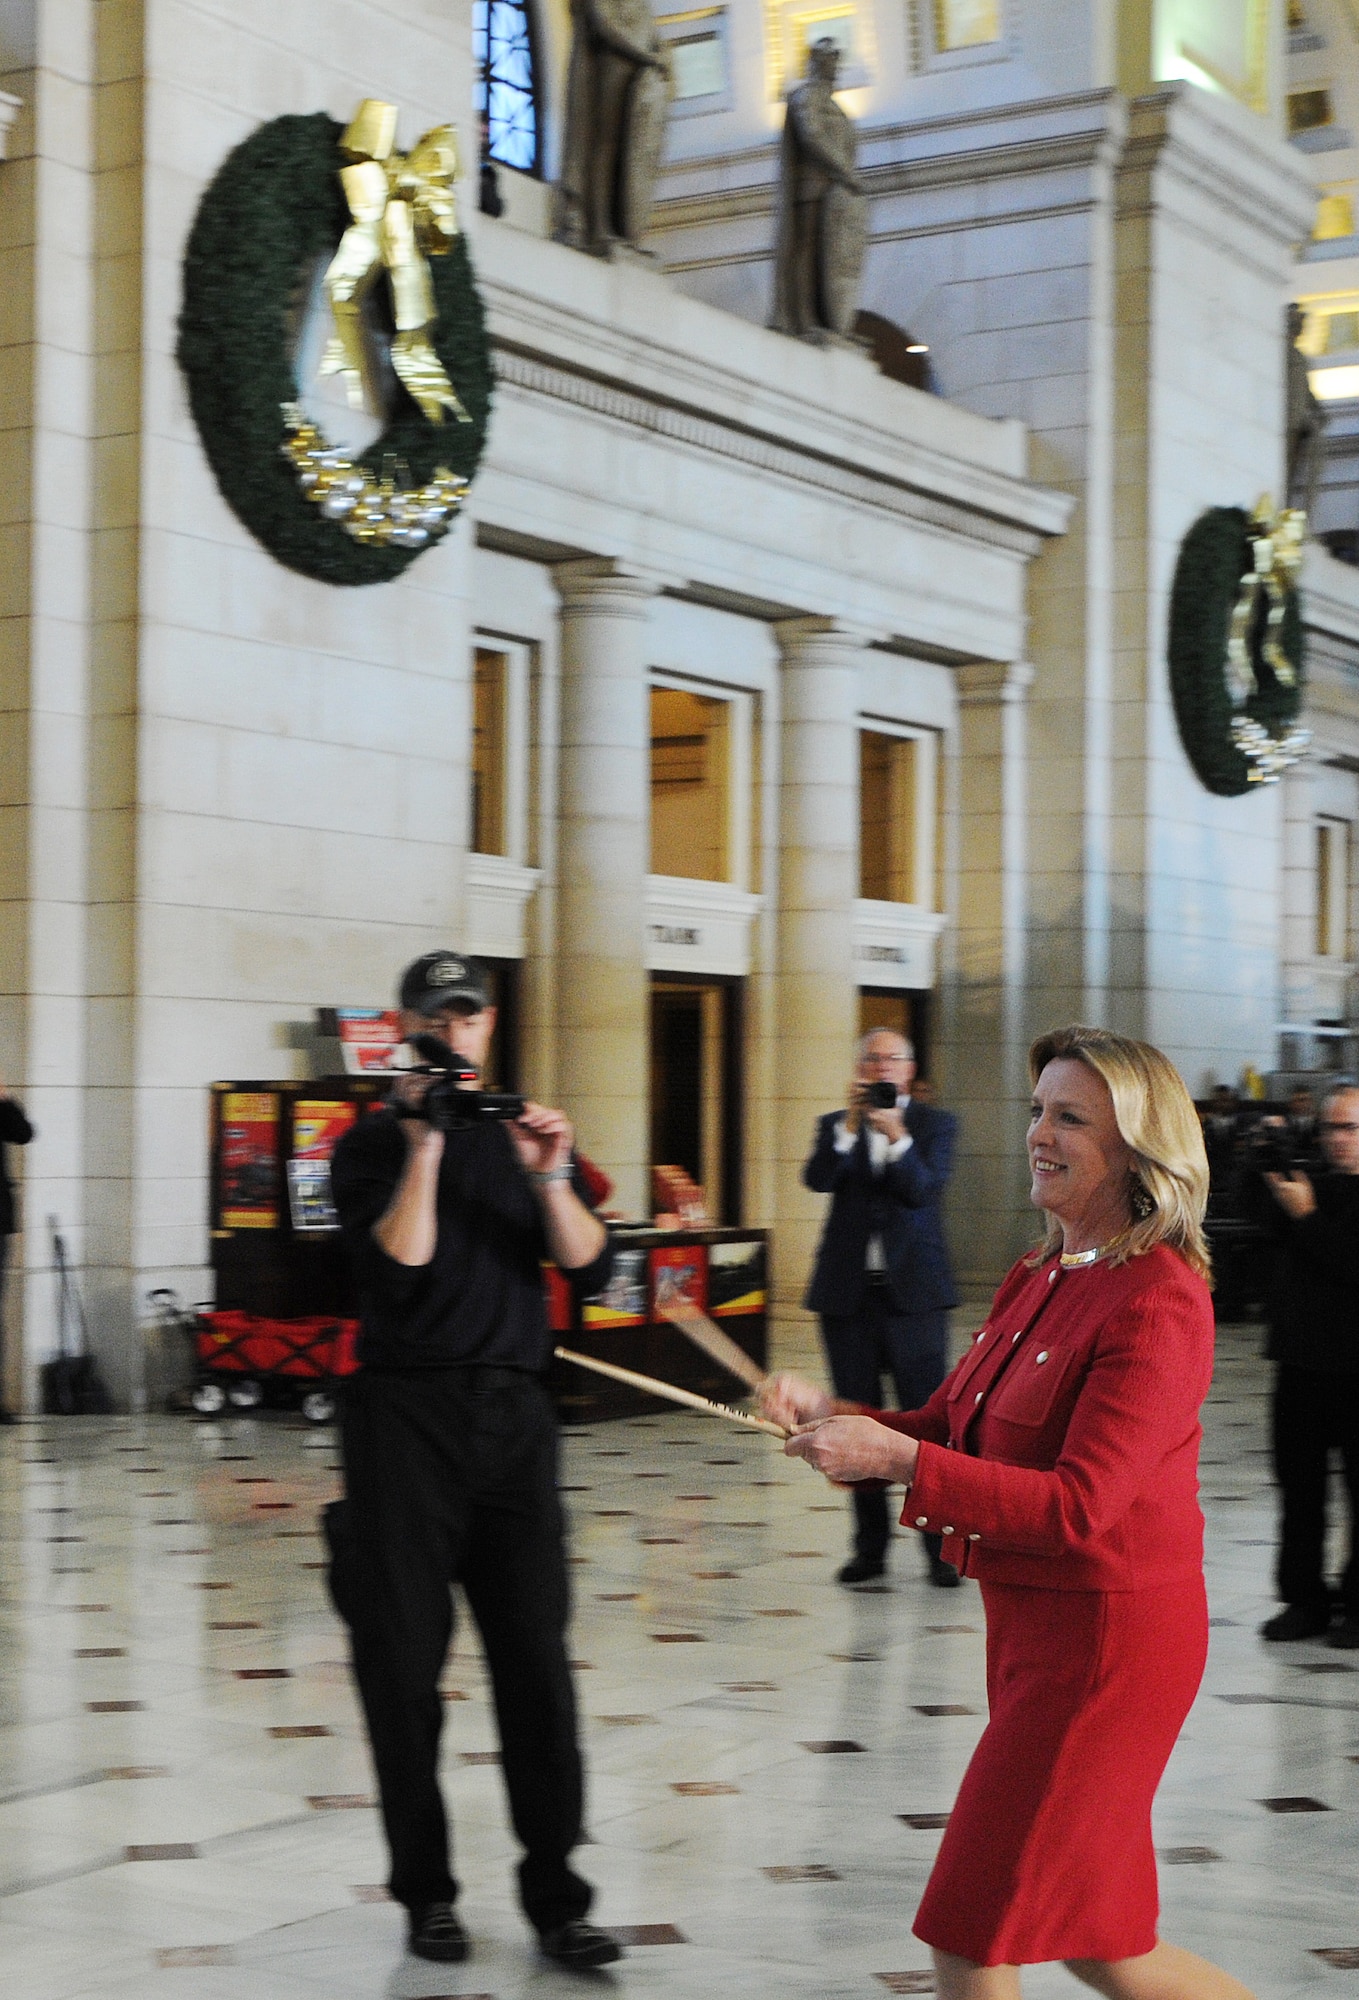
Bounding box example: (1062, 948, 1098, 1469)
(327, 1366, 591, 1929)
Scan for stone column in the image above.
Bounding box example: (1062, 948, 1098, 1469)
(1, 18, 101, 1410)
(771, 618, 862, 1331)
(939, 660, 1034, 1294)
(552, 561, 660, 1218)
(1278, 755, 1321, 1041)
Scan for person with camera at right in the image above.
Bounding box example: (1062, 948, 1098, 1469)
(327, 951, 621, 1971)
(803, 1028, 959, 1588)
(1255, 1083, 1359, 1646)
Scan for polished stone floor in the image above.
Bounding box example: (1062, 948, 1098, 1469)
(1, 1321, 1357, 1999)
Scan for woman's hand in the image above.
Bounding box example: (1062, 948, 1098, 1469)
(1265, 1169, 1317, 1220)
(784, 1416, 919, 1487)
(759, 1372, 833, 1430)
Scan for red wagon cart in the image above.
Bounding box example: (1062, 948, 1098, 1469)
(188, 1307, 360, 1424)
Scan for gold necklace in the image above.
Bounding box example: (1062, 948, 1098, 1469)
(1058, 1227, 1132, 1269)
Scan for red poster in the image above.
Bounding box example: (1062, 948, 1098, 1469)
(650, 1243, 708, 1318)
(219, 1092, 280, 1230)
(292, 1099, 357, 1160)
(331, 1008, 403, 1074)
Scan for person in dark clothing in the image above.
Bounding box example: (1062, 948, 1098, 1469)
(803, 1029, 959, 1587)
(0, 1075, 35, 1424)
(1257, 1083, 1359, 1647)
(328, 951, 621, 1971)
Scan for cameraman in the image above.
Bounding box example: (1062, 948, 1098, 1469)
(328, 952, 620, 1970)
(803, 1029, 958, 1588)
(1256, 1084, 1359, 1647)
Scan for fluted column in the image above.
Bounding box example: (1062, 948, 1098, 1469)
(771, 617, 863, 1318)
(939, 659, 1034, 1291)
(552, 561, 660, 1218)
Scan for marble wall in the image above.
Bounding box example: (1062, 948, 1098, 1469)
(2, 0, 1071, 1400)
(3, 0, 483, 1404)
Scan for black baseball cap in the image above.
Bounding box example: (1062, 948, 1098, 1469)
(398, 951, 491, 1016)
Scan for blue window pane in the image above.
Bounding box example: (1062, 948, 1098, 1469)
(475, 0, 541, 175)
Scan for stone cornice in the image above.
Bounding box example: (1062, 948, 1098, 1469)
(474, 233, 1071, 550)
(491, 342, 1066, 557)
(653, 88, 1127, 237)
(1116, 83, 1317, 259)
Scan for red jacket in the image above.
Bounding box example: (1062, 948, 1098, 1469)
(872, 1244, 1214, 1591)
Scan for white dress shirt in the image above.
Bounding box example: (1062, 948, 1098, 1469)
(832, 1094, 913, 1274)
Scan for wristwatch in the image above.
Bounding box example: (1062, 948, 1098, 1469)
(531, 1164, 574, 1185)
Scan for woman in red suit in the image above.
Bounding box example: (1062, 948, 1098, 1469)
(764, 1025, 1252, 2000)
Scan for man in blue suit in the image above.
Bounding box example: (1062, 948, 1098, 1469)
(803, 1029, 959, 1586)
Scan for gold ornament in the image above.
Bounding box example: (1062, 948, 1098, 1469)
(280, 403, 469, 548)
(1223, 495, 1310, 785)
(320, 98, 471, 425)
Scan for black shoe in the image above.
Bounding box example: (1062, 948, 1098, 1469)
(928, 1556, 961, 1589)
(837, 1554, 886, 1586)
(408, 1901, 469, 1962)
(538, 1919, 622, 1969)
(1260, 1603, 1332, 1642)
(1327, 1617, 1359, 1650)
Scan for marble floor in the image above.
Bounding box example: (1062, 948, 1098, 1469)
(1, 1321, 1357, 1999)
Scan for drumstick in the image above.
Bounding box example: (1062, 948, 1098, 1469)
(553, 1345, 788, 1438)
(655, 1298, 767, 1393)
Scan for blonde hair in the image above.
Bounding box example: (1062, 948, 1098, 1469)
(1027, 1024, 1211, 1281)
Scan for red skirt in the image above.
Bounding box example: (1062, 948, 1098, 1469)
(913, 1576, 1208, 1967)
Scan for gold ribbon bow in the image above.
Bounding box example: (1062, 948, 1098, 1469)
(1225, 494, 1306, 704)
(320, 99, 471, 425)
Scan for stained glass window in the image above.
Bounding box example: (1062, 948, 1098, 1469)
(474, 0, 541, 175)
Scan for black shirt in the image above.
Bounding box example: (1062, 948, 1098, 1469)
(330, 1109, 613, 1372)
(1264, 1172, 1359, 1374)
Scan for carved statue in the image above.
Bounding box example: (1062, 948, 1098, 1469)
(556, 0, 671, 256)
(1285, 301, 1324, 519)
(769, 39, 867, 343)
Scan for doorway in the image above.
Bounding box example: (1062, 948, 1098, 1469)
(649, 977, 742, 1223)
(478, 957, 521, 1091)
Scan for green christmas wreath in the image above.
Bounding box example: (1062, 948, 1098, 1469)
(177, 111, 492, 587)
(1168, 506, 1308, 796)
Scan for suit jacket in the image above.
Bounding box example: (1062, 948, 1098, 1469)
(872, 1245, 1214, 1591)
(802, 1098, 958, 1316)
(0, 1096, 35, 1236)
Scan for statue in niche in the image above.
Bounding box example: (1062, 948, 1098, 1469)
(769, 38, 867, 343)
(555, 0, 671, 257)
(1285, 301, 1325, 519)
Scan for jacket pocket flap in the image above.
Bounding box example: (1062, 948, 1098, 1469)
(944, 1328, 997, 1402)
(986, 1345, 1075, 1427)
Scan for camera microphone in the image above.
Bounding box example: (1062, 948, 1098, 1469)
(396, 1034, 527, 1132)
(408, 1033, 477, 1081)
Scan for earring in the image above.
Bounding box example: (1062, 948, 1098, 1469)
(1130, 1176, 1154, 1220)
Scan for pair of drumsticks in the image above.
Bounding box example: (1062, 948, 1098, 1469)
(555, 1299, 788, 1438)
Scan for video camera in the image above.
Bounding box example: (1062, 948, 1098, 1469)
(862, 1080, 898, 1109)
(1240, 1117, 1301, 1180)
(396, 1033, 526, 1133)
